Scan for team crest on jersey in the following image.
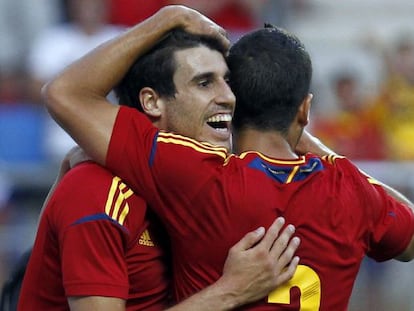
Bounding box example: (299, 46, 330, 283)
(139, 229, 155, 246)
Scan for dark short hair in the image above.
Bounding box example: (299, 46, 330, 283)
(228, 24, 312, 134)
(114, 29, 228, 110)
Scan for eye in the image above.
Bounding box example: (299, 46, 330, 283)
(198, 79, 211, 88)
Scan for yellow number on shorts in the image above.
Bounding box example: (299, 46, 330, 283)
(268, 265, 321, 310)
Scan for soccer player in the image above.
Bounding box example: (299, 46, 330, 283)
(18, 155, 299, 311)
(17, 7, 300, 311)
(42, 5, 414, 310)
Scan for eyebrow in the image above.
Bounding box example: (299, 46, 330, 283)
(191, 72, 215, 83)
(191, 70, 231, 83)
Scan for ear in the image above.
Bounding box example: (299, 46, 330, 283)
(297, 93, 313, 126)
(139, 87, 163, 118)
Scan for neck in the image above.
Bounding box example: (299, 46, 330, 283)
(234, 127, 299, 159)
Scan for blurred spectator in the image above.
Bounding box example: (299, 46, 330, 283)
(108, 1, 303, 44)
(0, 0, 61, 105)
(108, 0, 166, 26)
(0, 0, 60, 74)
(0, 174, 11, 211)
(260, 0, 310, 29)
(167, 0, 267, 41)
(108, 1, 269, 42)
(0, 0, 61, 288)
(311, 70, 387, 160)
(368, 36, 414, 160)
(0, 103, 47, 164)
(0, 71, 29, 105)
(26, 0, 124, 162)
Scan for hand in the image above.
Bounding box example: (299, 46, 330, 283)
(296, 130, 335, 157)
(219, 217, 300, 307)
(56, 146, 91, 181)
(67, 146, 92, 169)
(158, 5, 231, 50)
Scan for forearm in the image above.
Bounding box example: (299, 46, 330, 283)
(373, 178, 414, 261)
(166, 280, 240, 311)
(380, 182, 414, 209)
(296, 130, 336, 157)
(68, 296, 125, 311)
(167, 219, 299, 310)
(47, 7, 184, 100)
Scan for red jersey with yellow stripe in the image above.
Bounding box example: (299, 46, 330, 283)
(106, 106, 414, 310)
(18, 162, 169, 311)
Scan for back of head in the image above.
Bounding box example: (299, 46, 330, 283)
(228, 25, 312, 134)
(115, 29, 228, 110)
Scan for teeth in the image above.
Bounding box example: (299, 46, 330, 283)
(206, 114, 232, 123)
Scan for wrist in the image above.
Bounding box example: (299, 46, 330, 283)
(207, 277, 242, 310)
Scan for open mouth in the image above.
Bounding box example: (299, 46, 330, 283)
(206, 114, 232, 132)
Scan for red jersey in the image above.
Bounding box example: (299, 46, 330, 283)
(106, 107, 414, 310)
(18, 162, 169, 311)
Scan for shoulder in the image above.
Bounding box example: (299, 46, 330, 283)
(66, 161, 114, 182)
(55, 162, 116, 197)
(318, 153, 347, 166)
(157, 131, 229, 159)
(48, 162, 146, 225)
(318, 154, 363, 176)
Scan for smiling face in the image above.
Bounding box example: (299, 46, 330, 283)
(161, 46, 236, 150)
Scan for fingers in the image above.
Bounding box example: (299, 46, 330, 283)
(255, 218, 300, 285)
(233, 216, 289, 252)
(168, 5, 231, 50)
(192, 17, 230, 50)
(259, 217, 288, 251)
(230, 226, 266, 252)
(273, 236, 301, 277)
(68, 147, 91, 168)
(269, 223, 296, 260)
(275, 255, 300, 286)
(214, 26, 231, 50)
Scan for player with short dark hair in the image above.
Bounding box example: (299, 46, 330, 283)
(42, 5, 414, 310)
(18, 6, 300, 311)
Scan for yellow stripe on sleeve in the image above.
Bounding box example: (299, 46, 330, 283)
(105, 176, 132, 224)
(158, 132, 228, 152)
(157, 136, 227, 159)
(105, 176, 120, 215)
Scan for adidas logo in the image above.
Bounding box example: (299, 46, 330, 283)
(138, 230, 154, 246)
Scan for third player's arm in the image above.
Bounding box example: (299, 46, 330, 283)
(167, 217, 300, 311)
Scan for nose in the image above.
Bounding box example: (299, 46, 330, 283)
(216, 78, 236, 109)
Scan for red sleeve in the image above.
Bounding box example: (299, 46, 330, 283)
(49, 162, 147, 298)
(106, 106, 160, 204)
(336, 158, 414, 262)
(106, 106, 230, 227)
(366, 183, 414, 261)
(61, 217, 129, 297)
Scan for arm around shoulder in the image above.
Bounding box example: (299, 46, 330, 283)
(166, 218, 300, 310)
(43, 5, 228, 166)
(397, 236, 414, 261)
(68, 296, 125, 311)
(378, 181, 414, 262)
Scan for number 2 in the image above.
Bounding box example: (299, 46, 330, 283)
(268, 265, 321, 310)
